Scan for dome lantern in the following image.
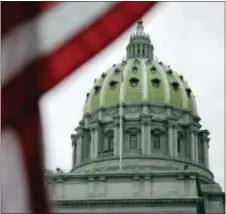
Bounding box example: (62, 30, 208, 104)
(127, 21, 154, 59)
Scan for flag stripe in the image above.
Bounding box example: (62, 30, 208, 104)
(2, 2, 157, 130)
(1, 2, 115, 86)
(1, 2, 56, 39)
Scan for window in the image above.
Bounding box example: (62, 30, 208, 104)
(151, 66, 157, 74)
(94, 85, 101, 95)
(153, 135, 160, 149)
(132, 66, 138, 73)
(177, 133, 183, 154)
(167, 69, 173, 75)
(115, 68, 121, 75)
(171, 82, 179, 91)
(109, 80, 118, 90)
(159, 61, 163, 65)
(151, 78, 160, 88)
(108, 136, 114, 152)
(142, 44, 145, 56)
(86, 93, 89, 98)
(179, 75, 184, 81)
(186, 88, 192, 97)
(102, 72, 106, 79)
(130, 78, 139, 87)
(130, 134, 137, 149)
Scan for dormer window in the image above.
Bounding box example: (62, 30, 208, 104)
(167, 69, 173, 75)
(86, 93, 90, 98)
(101, 73, 106, 79)
(109, 80, 118, 90)
(94, 79, 97, 83)
(179, 75, 184, 81)
(113, 64, 116, 67)
(159, 61, 163, 65)
(151, 66, 157, 74)
(115, 68, 121, 75)
(146, 59, 152, 64)
(171, 81, 179, 91)
(130, 78, 139, 87)
(132, 66, 138, 74)
(151, 78, 161, 88)
(186, 88, 192, 97)
(134, 59, 139, 64)
(122, 60, 127, 65)
(94, 85, 101, 94)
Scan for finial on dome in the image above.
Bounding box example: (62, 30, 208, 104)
(137, 20, 144, 34)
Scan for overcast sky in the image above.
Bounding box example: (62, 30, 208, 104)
(39, 2, 224, 190)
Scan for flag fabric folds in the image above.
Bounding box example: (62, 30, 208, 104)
(1, 2, 157, 213)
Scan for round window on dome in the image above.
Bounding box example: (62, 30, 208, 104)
(129, 78, 139, 87)
(151, 78, 160, 88)
(132, 66, 138, 74)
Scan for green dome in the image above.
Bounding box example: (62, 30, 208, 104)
(83, 21, 197, 116)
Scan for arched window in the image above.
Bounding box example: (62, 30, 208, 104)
(171, 82, 179, 91)
(177, 132, 183, 154)
(152, 129, 162, 150)
(186, 88, 192, 97)
(153, 135, 160, 149)
(103, 131, 114, 153)
(130, 134, 137, 149)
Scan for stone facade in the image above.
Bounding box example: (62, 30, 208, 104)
(45, 21, 225, 213)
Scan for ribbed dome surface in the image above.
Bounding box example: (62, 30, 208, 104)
(83, 58, 197, 115)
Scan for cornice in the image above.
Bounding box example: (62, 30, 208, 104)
(52, 197, 202, 206)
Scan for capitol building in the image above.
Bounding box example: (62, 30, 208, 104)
(45, 21, 225, 214)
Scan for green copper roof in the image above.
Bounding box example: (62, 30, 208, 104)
(84, 58, 197, 115)
(84, 21, 197, 115)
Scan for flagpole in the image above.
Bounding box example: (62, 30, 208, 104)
(119, 71, 123, 170)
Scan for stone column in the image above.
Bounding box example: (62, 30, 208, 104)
(141, 114, 152, 155)
(135, 44, 138, 58)
(76, 134, 82, 166)
(144, 44, 148, 58)
(90, 128, 95, 160)
(93, 124, 100, 159)
(114, 121, 120, 157)
(201, 130, 210, 168)
(168, 120, 177, 158)
(194, 131, 199, 163)
(190, 132, 196, 162)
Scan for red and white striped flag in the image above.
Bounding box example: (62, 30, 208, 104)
(1, 2, 157, 213)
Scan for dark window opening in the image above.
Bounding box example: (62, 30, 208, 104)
(94, 85, 101, 94)
(101, 72, 106, 79)
(109, 80, 118, 90)
(138, 48, 140, 56)
(86, 93, 89, 98)
(132, 66, 138, 73)
(177, 133, 183, 154)
(186, 88, 192, 97)
(143, 44, 145, 56)
(159, 61, 163, 65)
(151, 78, 161, 88)
(130, 134, 137, 149)
(115, 68, 121, 75)
(113, 64, 116, 67)
(153, 135, 161, 149)
(179, 75, 184, 81)
(130, 78, 139, 87)
(151, 66, 157, 74)
(171, 82, 179, 91)
(167, 69, 173, 75)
